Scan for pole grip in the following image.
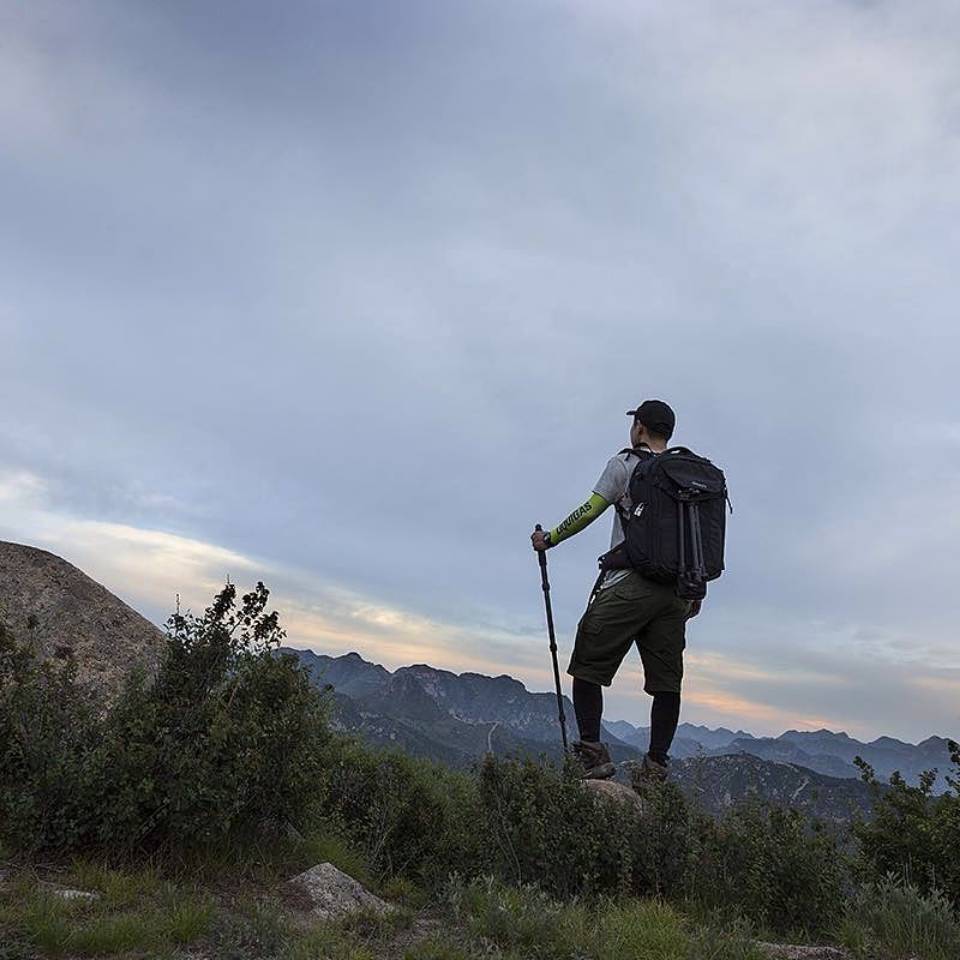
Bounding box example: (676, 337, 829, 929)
(535, 523, 548, 574)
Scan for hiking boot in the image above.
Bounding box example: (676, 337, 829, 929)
(638, 753, 668, 784)
(572, 740, 616, 780)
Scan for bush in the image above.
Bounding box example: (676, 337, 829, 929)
(323, 737, 482, 883)
(695, 801, 847, 936)
(476, 756, 845, 935)
(853, 747, 960, 905)
(477, 755, 640, 898)
(0, 583, 331, 852)
(838, 876, 960, 960)
(0, 621, 101, 849)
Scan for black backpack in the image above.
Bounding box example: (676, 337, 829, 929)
(612, 447, 729, 600)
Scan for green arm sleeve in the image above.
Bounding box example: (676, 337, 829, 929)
(549, 492, 610, 546)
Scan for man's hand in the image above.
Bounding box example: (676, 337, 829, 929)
(686, 599, 702, 620)
(531, 528, 551, 552)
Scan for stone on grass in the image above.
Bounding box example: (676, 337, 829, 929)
(285, 863, 392, 921)
(52, 888, 100, 902)
(581, 778, 644, 813)
(758, 944, 849, 959)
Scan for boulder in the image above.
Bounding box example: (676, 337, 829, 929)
(581, 778, 644, 813)
(0, 541, 166, 701)
(285, 863, 393, 921)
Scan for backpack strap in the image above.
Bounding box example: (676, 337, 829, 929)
(613, 447, 655, 528)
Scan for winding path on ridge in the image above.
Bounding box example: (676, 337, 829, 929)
(487, 721, 500, 754)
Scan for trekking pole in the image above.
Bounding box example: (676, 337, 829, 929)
(535, 524, 569, 753)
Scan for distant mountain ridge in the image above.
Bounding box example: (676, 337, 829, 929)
(596, 716, 954, 794)
(287, 647, 644, 768)
(284, 647, 955, 795)
(669, 754, 879, 822)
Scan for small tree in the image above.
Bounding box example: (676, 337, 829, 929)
(0, 582, 332, 852)
(853, 745, 960, 905)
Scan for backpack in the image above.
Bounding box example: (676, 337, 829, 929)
(612, 447, 729, 600)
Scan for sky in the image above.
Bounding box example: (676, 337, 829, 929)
(1, 0, 958, 742)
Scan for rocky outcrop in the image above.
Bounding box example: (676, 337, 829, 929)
(285, 863, 393, 921)
(581, 778, 644, 813)
(0, 541, 165, 699)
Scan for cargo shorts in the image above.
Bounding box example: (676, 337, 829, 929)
(567, 570, 689, 693)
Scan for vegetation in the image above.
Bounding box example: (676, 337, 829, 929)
(853, 749, 960, 904)
(2, 581, 959, 958)
(837, 877, 960, 960)
(0, 584, 331, 851)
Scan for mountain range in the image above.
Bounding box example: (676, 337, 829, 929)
(1, 540, 944, 824)
(284, 647, 956, 806)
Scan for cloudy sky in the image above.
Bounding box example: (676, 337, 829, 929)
(2, 0, 958, 742)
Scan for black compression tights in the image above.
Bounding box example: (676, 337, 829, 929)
(573, 678, 681, 763)
(648, 691, 681, 764)
(572, 677, 603, 742)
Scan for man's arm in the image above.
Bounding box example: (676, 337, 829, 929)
(531, 492, 610, 550)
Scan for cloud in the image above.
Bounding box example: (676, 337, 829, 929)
(2, 465, 957, 741)
(1, 2, 959, 742)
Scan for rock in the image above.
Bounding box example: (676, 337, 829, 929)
(0, 541, 166, 702)
(757, 944, 849, 959)
(285, 863, 393, 921)
(581, 778, 644, 813)
(51, 888, 99, 902)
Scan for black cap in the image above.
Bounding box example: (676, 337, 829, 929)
(626, 399, 675, 439)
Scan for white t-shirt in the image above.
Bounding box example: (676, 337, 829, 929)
(592, 445, 652, 587)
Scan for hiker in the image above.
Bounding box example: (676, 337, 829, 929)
(531, 399, 725, 782)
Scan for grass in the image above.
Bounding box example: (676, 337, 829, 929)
(836, 877, 960, 960)
(0, 862, 215, 958)
(444, 877, 769, 960)
(0, 855, 412, 960)
(3, 854, 958, 960)
(2, 861, 766, 960)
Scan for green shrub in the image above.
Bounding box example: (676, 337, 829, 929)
(837, 876, 960, 960)
(0, 583, 332, 852)
(323, 738, 482, 883)
(0, 622, 101, 849)
(853, 747, 960, 905)
(696, 801, 847, 935)
(476, 755, 844, 934)
(627, 773, 722, 900)
(477, 755, 640, 898)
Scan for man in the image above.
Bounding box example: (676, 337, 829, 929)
(530, 399, 698, 781)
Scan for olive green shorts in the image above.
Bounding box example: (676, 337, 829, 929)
(567, 570, 689, 693)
